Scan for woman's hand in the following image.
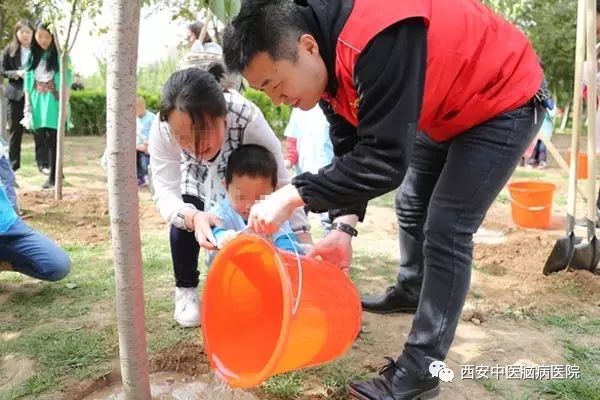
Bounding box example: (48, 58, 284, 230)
(247, 184, 304, 235)
(193, 211, 222, 250)
(16, 70, 24, 79)
(307, 230, 353, 274)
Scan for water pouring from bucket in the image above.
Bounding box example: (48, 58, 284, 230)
(201, 230, 362, 389)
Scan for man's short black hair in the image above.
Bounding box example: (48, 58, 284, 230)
(222, 0, 309, 73)
(225, 144, 278, 188)
(597, 0, 600, 14)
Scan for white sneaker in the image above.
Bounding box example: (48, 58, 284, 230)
(174, 287, 201, 327)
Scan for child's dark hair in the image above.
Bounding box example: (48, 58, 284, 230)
(159, 67, 227, 132)
(225, 144, 278, 187)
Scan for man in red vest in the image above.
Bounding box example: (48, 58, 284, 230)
(222, 0, 549, 398)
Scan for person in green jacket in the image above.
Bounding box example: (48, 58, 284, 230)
(23, 21, 71, 189)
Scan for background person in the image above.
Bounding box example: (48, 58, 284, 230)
(2, 19, 34, 172)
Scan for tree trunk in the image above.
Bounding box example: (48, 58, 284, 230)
(105, 0, 151, 398)
(0, 4, 7, 143)
(198, 9, 212, 44)
(212, 15, 222, 44)
(55, 53, 69, 200)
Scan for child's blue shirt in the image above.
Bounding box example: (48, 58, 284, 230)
(137, 111, 156, 145)
(539, 106, 555, 141)
(210, 197, 303, 254)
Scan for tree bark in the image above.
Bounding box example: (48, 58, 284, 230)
(53, 0, 79, 200)
(105, 0, 151, 398)
(0, 3, 7, 143)
(212, 15, 222, 44)
(55, 53, 68, 200)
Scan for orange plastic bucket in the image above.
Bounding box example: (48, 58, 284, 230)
(506, 180, 556, 229)
(566, 150, 588, 180)
(201, 233, 362, 389)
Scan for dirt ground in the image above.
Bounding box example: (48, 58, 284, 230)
(129, 194, 600, 400)
(17, 189, 166, 246)
(5, 139, 600, 400)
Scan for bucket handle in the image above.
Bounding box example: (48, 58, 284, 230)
(506, 193, 552, 212)
(242, 228, 303, 316)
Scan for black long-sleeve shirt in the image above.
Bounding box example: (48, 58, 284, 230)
(291, 18, 428, 222)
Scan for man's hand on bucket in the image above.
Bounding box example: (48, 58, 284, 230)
(308, 230, 353, 274)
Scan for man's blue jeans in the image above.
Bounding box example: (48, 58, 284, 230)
(394, 102, 545, 376)
(0, 218, 71, 281)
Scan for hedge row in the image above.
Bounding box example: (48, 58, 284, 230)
(68, 89, 291, 138)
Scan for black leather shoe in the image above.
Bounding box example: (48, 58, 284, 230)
(349, 358, 440, 400)
(361, 286, 419, 314)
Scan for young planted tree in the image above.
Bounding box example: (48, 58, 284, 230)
(43, 0, 101, 199)
(105, 0, 151, 397)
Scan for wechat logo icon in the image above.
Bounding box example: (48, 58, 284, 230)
(428, 360, 455, 383)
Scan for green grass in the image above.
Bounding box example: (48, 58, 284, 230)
(0, 327, 117, 398)
(495, 191, 510, 204)
(535, 340, 600, 400)
(512, 169, 547, 180)
(0, 230, 195, 399)
(260, 358, 369, 400)
(473, 312, 600, 400)
(15, 146, 38, 179)
(3, 135, 600, 399)
(0, 191, 386, 399)
(489, 311, 600, 400)
(0, 235, 378, 398)
(534, 313, 600, 336)
(351, 252, 398, 287)
(366, 190, 395, 208)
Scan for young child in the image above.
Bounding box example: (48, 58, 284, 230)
(284, 105, 334, 236)
(527, 106, 556, 169)
(207, 144, 303, 264)
(100, 97, 156, 187)
(135, 96, 155, 187)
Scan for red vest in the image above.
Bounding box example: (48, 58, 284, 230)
(324, 0, 544, 142)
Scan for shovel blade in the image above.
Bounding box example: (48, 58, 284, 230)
(543, 234, 582, 275)
(570, 236, 600, 272)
